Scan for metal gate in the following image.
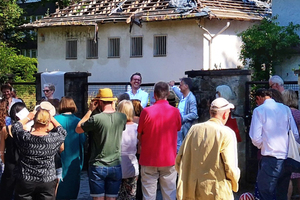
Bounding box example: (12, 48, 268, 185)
(244, 81, 298, 183)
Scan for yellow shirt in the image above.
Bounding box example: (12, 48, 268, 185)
(175, 118, 240, 200)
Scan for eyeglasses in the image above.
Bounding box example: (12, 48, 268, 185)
(269, 83, 276, 88)
(133, 78, 141, 82)
(43, 90, 50, 93)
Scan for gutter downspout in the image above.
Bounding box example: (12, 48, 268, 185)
(197, 22, 230, 70)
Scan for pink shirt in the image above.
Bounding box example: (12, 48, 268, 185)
(138, 100, 181, 167)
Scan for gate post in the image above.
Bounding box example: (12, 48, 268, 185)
(185, 69, 251, 187)
(35, 72, 91, 118)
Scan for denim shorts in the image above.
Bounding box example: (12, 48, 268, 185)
(88, 165, 122, 197)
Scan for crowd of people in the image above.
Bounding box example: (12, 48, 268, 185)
(0, 73, 300, 200)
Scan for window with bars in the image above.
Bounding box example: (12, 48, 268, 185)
(153, 35, 167, 57)
(66, 39, 77, 59)
(108, 38, 120, 58)
(21, 49, 37, 58)
(131, 37, 143, 57)
(87, 38, 98, 59)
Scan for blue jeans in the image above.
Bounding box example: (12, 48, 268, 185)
(257, 156, 291, 200)
(88, 165, 122, 198)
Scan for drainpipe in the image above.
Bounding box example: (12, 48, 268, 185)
(197, 22, 230, 70)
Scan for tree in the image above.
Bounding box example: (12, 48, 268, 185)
(0, 42, 37, 83)
(0, 0, 25, 46)
(239, 17, 300, 81)
(0, 1, 37, 85)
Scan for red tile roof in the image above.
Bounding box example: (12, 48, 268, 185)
(21, 0, 271, 28)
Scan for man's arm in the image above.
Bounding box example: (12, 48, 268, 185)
(182, 94, 198, 123)
(249, 109, 263, 149)
(171, 86, 183, 100)
(137, 109, 146, 146)
(221, 128, 240, 192)
(76, 101, 97, 134)
(169, 81, 183, 99)
(175, 150, 182, 173)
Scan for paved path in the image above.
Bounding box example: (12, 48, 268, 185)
(78, 171, 163, 200)
(78, 170, 245, 200)
(78, 171, 92, 200)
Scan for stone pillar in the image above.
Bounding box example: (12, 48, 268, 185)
(35, 72, 91, 118)
(185, 69, 251, 186)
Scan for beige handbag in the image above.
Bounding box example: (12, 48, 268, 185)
(287, 115, 300, 162)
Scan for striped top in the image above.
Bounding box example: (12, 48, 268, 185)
(11, 122, 66, 182)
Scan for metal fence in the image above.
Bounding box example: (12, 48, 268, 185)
(87, 82, 156, 101)
(10, 82, 36, 111)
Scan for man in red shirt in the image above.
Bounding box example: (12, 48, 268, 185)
(137, 81, 182, 200)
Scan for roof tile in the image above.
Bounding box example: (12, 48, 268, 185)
(21, 0, 271, 28)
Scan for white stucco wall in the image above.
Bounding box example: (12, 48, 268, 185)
(37, 19, 254, 83)
(273, 0, 300, 81)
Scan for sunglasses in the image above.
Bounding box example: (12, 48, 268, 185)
(43, 90, 50, 93)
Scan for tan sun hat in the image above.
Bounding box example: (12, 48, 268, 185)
(35, 101, 56, 116)
(92, 88, 117, 102)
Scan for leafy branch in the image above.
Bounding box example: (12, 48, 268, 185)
(238, 17, 300, 81)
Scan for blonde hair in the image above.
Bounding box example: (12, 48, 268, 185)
(282, 89, 298, 109)
(117, 100, 134, 122)
(34, 109, 50, 125)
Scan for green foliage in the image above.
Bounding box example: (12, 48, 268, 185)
(0, 1, 37, 86)
(239, 17, 300, 81)
(0, 0, 25, 46)
(0, 42, 37, 84)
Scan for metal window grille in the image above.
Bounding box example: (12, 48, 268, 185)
(87, 39, 98, 59)
(131, 37, 143, 57)
(21, 49, 37, 58)
(153, 35, 167, 57)
(108, 38, 120, 58)
(31, 49, 37, 58)
(66, 40, 77, 59)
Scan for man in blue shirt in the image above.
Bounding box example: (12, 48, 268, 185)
(126, 72, 149, 108)
(169, 78, 198, 152)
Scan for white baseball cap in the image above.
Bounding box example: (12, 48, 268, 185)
(210, 97, 234, 111)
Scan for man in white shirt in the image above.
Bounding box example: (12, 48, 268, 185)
(126, 72, 149, 108)
(250, 88, 299, 200)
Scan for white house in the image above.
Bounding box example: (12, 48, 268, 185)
(273, 0, 300, 81)
(22, 0, 270, 83)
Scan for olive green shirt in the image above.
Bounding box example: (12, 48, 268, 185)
(81, 112, 127, 167)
